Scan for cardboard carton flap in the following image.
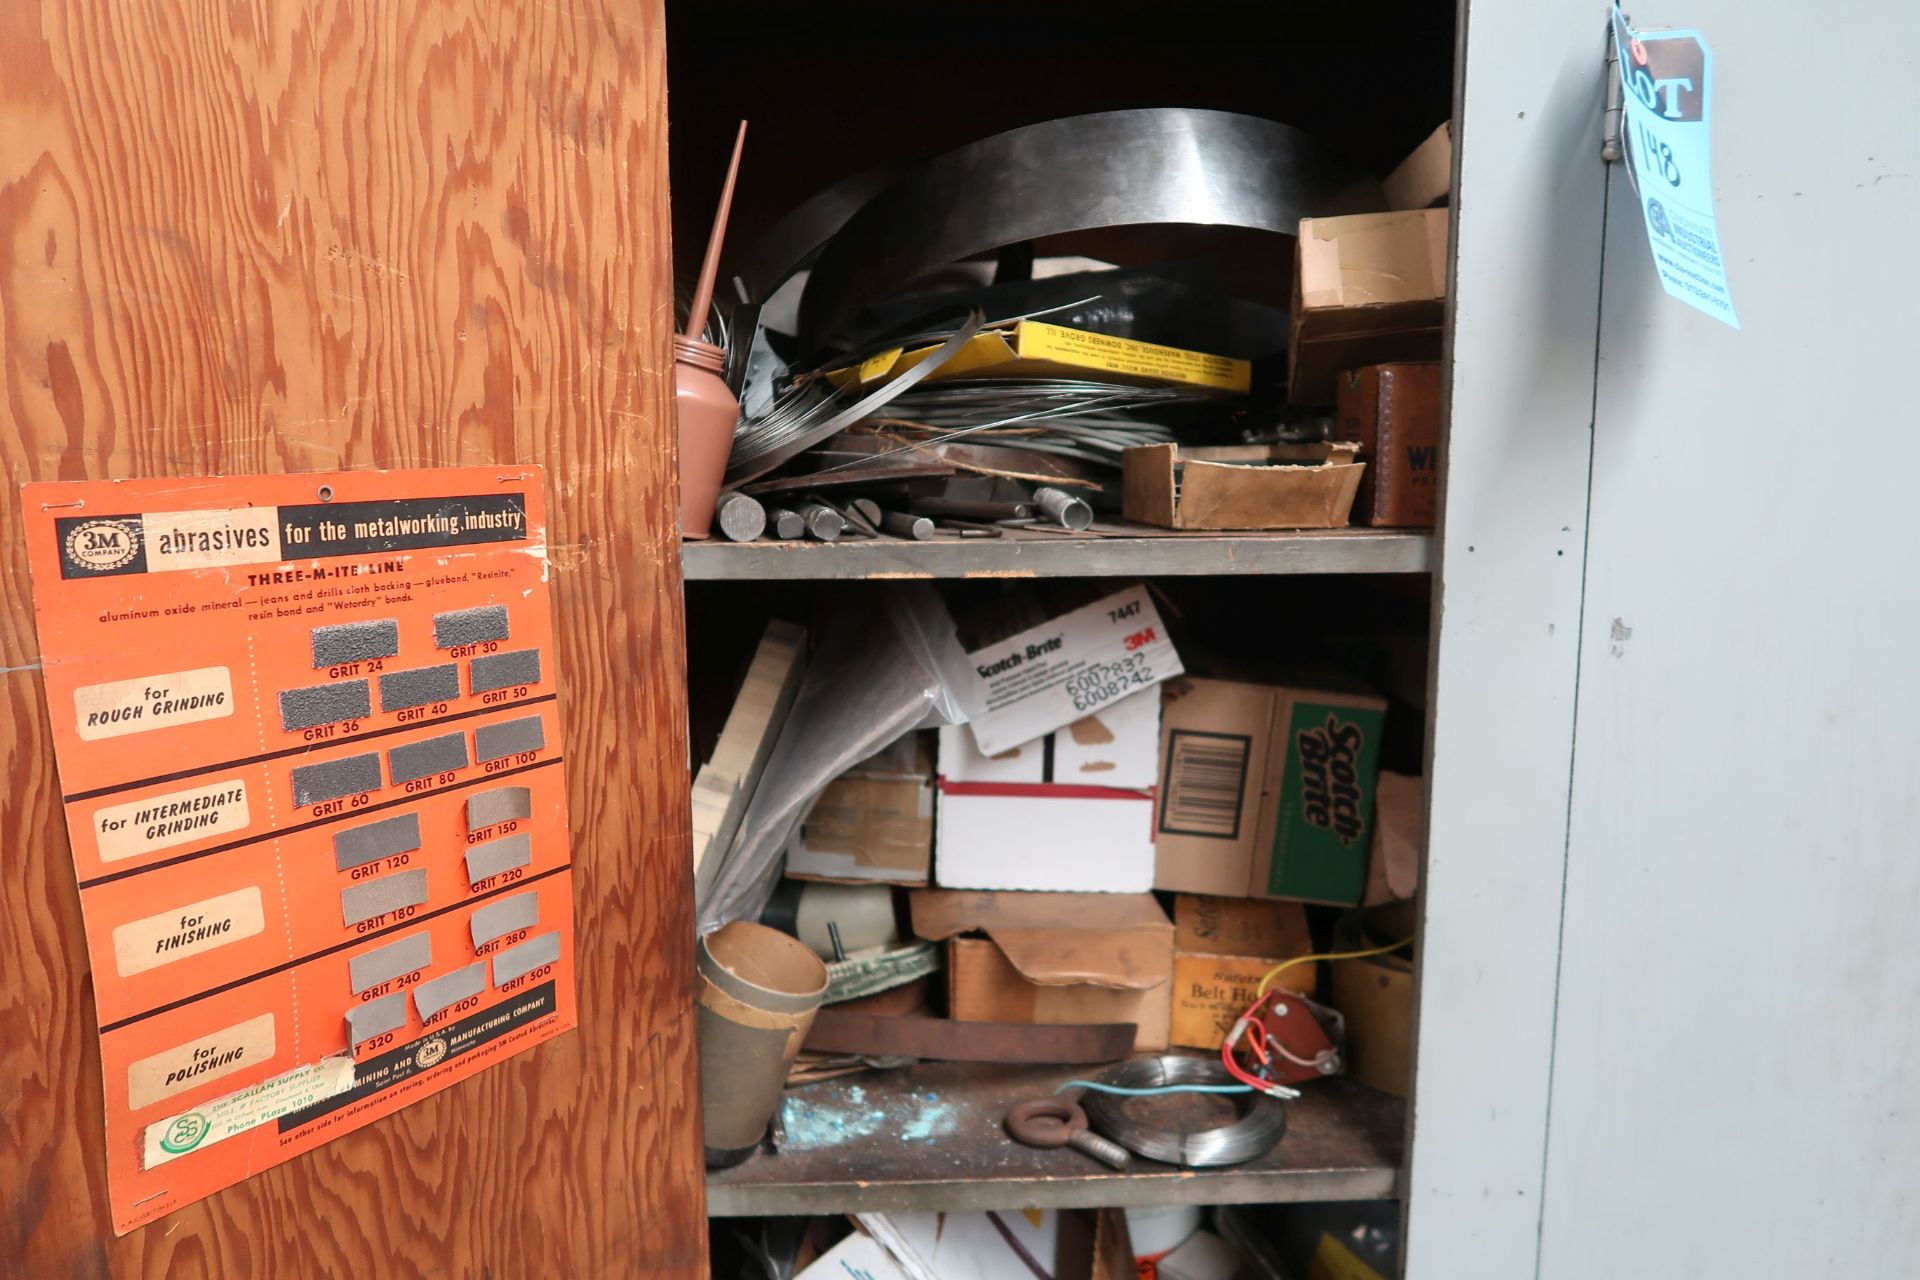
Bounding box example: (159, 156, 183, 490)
(984, 927, 1170, 990)
(911, 890, 1172, 990)
(1383, 120, 1453, 211)
(1296, 209, 1449, 311)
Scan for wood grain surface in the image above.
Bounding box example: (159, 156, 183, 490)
(0, 2, 705, 1276)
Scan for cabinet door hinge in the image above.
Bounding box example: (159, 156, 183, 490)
(1602, 13, 1626, 162)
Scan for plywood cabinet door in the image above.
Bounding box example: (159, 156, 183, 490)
(0, 2, 705, 1275)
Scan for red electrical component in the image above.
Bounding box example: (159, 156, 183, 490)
(1221, 990, 1342, 1094)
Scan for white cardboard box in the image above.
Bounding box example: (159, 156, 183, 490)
(928, 583, 1184, 755)
(795, 1231, 911, 1280)
(856, 1210, 1070, 1280)
(935, 686, 1159, 892)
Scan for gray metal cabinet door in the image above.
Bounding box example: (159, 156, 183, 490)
(1539, 2, 1920, 1275)
(1417, 0, 1920, 1276)
(1405, 0, 1606, 1275)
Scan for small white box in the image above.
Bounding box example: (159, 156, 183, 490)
(935, 687, 1159, 893)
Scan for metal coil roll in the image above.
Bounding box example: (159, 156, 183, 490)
(1080, 1055, 1287, 1168)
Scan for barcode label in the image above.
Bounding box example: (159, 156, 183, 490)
(1159, 730, 1252, 839)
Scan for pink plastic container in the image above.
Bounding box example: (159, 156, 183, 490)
(675, 336, 737, 539)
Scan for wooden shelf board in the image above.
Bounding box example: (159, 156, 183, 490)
(683, 525, 1433, 581)
(706, 1060, 1404, 1216)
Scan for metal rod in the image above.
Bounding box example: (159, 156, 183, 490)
(714, 492, 767, 542)
(879, 511, 935, 541)
(765, 506, 806, 540)
(799, 503, 845, 542)
(911, 498, 1034, 520)
(937, 518, 1003, 538)
(810, 493, 877, 538)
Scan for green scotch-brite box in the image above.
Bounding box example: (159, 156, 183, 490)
(1258, 687, 1388, 905)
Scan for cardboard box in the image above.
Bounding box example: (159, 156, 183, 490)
(1288, 208, 1448, 406)
(828, 319, 1251, 395)
(1382, 121, 1452, 212)
(1170, 953, 1293, 1051)
(1155, 676, 1388, 905)
(1155, 678, 1274, 896)
(1169, 894, 1314, 1051)
(1362, 770, 1422, 907)
(1337, 363, 1441, 528)
(1174, 892, 1314, 960)
(912, 890, 1174, 1051)
(1123, 442, 1364, 531)
(789, 739, 935, 886)
(1330, 949, 1413, 1097)
(936, 686, 1158, 893)
(934, 582, 1184, 756)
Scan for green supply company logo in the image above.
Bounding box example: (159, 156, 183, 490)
(1296, 714, 1366, 846)
(158, 1111, 211, 1155)
(63, 517, 142, 573)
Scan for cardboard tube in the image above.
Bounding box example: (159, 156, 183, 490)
(698, 921, 828, 1167)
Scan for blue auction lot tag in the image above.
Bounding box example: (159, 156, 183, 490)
(1614, 5, 1739, 328)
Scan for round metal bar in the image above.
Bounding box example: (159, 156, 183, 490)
(714, 492, 767, 542)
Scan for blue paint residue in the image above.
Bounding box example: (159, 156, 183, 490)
(780, 1085, 961, 1150)
(899, 1101, 958, 1142)
(781, 1096, 885, 1149)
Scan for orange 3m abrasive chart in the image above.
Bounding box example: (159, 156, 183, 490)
(20, 467, 578, 1234)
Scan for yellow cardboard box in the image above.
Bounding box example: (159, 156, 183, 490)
(828, 319, 1250, 395)
(1168, 894, 1313, 1051)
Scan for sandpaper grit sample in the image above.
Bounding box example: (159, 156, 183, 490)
(19, 466, 579, 1235)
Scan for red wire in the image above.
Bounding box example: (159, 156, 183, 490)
(1220, 991, 1274, 1091)
(1245, 1020, 1271, 1064)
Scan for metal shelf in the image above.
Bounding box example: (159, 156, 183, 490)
(706, 1062, 1403, 1216)
(682, 525, 1432, 581)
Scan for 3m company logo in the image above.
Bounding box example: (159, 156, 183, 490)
(62, 518, 143, 574)
(414, 1037, 448, 1069)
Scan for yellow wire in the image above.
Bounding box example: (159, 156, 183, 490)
(1256, 938, 1413, 996)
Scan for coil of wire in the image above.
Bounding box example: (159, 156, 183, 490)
(1080, 1055, 1287, 1168)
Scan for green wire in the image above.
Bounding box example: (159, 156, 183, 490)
(1055, 1080, 1252, 1097)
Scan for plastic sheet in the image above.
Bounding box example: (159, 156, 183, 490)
(696, 592, 962, 934)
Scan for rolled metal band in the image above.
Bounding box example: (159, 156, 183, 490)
(1080, 1054, 1287, 1167)
(796, 108, 1330, 356)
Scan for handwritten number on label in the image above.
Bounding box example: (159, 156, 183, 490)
(1640, 122, 1682, 188)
